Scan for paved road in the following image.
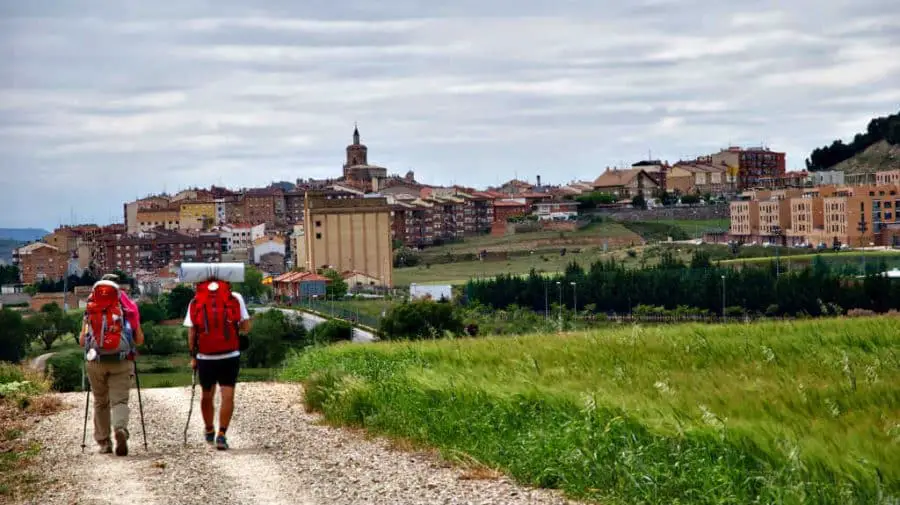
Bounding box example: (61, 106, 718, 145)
(29, 352, 57, 373)
(254, 306, 377, 343)
(28, 383, 576, 505)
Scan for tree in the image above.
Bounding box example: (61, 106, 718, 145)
(631, 193, 647, 210)
(26, 303, 81, 351)
(680, 194, 701, 205)
(166, 285, 195, 320)
(0, 265, 19, 285)
(323, 269, 348, 298)
(0, 308, 29, 363)
(233, 265, 269, 302)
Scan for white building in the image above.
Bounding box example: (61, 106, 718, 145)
(215, 198, 227, 225)
(221, 223, 265, 252)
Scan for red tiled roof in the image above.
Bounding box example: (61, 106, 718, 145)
(493, 200, 528, 207)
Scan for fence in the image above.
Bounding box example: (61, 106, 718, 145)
(296, 299, 381, 329)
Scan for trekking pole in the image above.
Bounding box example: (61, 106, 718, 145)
(132, 360, 149, 451)
(81, 363, 90, 453)
(183, 369, 197, 445)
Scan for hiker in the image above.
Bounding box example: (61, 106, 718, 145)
(80, 277, 144, 456)
(183, 277, 251, 450)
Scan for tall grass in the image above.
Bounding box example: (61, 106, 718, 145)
(281, 317, 900, 504)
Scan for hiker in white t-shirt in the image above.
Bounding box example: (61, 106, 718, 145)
(183, 282, 251, 450)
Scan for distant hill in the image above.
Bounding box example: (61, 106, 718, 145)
(0, 238, 22, 264)
(806, 110, 900, 172)
(0, 228, 49, 242)
(830, 140, 900, 175)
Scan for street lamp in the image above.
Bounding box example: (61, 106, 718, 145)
(543, 280, 549, 320)
(721, 274, 726, 323)
(857, 214, 868, 274)
(556, 281, 562, 330)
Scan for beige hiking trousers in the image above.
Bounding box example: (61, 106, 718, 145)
(86, 360, 133, 444)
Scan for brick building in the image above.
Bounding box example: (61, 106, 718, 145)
(13, 242, 71, 284)
(243, 189, 278, 227)
(95, 230, 222, 274)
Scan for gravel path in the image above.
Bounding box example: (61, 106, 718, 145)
(23, 382, 578, 505)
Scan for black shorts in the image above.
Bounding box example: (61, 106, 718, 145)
(197, 356, 240, 391)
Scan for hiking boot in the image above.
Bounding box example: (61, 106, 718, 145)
(215, 433, 229, 451)
(114, 429, 129, 457)
(98, 440, 113, 454)
(205, 429, 216, 445)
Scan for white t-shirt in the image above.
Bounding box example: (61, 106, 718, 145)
(184, 292, 250, 360)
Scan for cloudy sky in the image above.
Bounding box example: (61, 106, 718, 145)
(2, 0, 899, 229)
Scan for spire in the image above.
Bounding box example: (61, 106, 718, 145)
(353, 122, 360, 145)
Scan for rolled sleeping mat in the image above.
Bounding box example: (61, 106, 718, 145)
(178, 262, 246, 283)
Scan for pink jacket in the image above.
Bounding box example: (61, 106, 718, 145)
(119, 291, 140, 331)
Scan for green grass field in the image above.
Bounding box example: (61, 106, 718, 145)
(282, 317, 899, 505)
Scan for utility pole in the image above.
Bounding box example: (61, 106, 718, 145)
(556, 281, 562, 330)
(544, 281, 549, 320)
(773, 225, 782, 277)
(570, 281, 577, 315)
(721, 274, 726, 323)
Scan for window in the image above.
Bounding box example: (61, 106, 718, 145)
(315, 233, 322, 239)
(315, 220, 322, 227)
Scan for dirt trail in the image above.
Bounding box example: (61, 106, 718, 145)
(23, 382, 577, 505)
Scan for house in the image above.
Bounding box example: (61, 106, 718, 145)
(342, 270, 382, 291)
(272, 271, 329, 300)
(493, 199, 530, 223)
(592, 168, 660, 199)
(534, 201, 579, 221)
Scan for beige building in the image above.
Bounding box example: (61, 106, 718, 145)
(876, 170, 900, 186)
(731, 184, 900, 247)
(179, 201, 217, 230)
(136, 208, 180, 232)
(729, 200, 759, 238)
(299, 192, 393, 287)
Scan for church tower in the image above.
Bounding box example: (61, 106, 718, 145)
(344, 123, 368, 172)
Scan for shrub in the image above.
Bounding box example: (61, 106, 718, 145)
(243, 310, 307, 367)
(138, 302, 166, 325)
(847, 308, 877, 318)
(310, 320, 353, 344)
(46, 351, 85, 392)
(380, 300, 464, 340)
(140, 323, 185, 356)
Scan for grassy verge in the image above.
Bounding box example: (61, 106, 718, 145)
(718, 249, 900, 265)
(0, 363, 62, 501)
(281, 317, 899, 505)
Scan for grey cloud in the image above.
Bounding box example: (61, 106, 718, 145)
(2, 0, 899, 228)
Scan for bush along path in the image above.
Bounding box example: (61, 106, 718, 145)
(27, 382, 577, 505)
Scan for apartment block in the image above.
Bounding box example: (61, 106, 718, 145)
(731, 184, 900, 247)
(136, 207, 181, 232)
(179, 201, 217, 230)
(95, 230, 222, 274)
(729, 200, 760, 239)
(788, 196, 824, 245)
(13, 243, 71, 284)
(243, 189, 277, 227)
(300, 192, 393, 287)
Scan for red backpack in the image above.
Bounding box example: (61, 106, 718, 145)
(190, 280, 242, 355)
(84, 280, 131, 357)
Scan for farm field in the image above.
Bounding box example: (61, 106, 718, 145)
(282, 317, 899, 505)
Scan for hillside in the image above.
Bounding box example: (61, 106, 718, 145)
(830, 139, 900, 174)
(806, 110, 900, 171)
(0, 228, 49, 242)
